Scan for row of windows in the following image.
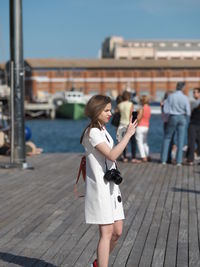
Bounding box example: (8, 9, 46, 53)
(121, 42, 200, 48)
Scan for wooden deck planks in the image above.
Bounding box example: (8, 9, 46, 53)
(0, 154, 200, 267)
(151, 165, 177, 267)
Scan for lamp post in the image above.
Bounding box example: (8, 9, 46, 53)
(9, 0, 26, 168)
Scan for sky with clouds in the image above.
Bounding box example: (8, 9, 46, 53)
(0, 0, 200, 62)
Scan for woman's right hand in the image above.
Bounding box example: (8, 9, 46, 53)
(126, 118, 138, 137)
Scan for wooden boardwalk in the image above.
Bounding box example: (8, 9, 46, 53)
(0, 153, 200, 267)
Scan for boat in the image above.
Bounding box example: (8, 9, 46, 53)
(54, 90, 92, 120)
(56, 102, 86, 120)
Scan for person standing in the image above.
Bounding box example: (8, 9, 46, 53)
(160, 91, 177, 163)
(186, 88, 200, 165)
(116, 91, 141, 163)
(135, 95, 151, 162)
(110, 94, 123, 129)
(191, 87, 200, 110)
(80, 95, 137, 267)
(161, 82, 191, 165)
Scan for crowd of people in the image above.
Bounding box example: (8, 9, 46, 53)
(112, 83, 200, 166)
(161, 83, 200, 166)
(112, 90, 151, 163)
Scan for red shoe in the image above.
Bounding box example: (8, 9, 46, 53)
(91, 259, 98, 267)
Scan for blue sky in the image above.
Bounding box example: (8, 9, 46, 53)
(0, 0, 200, 62)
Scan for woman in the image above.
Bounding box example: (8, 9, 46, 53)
(135, 95, 151, 162)
(116, 91, 140, 163)
(80, 95, 137, 267)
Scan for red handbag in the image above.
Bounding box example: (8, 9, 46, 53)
(74, 155, 86, 197)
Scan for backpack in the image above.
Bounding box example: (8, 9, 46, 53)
(74, 155, 86, 197)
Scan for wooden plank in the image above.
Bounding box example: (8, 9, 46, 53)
(113, 162, 160, 267)
(109, 161, 154, 267)
(176, 165, 189, 267)
(151, 165, 177, 267)
(138, 165, 173, 267)
(190, 164, 200, 267)
(0, 154, 78, 244)
(125, 163, 166, 267)
(164, 166, 184, 267)
(0, 154, 199, 267)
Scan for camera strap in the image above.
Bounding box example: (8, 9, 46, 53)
(104, 133, 119, 171)
(105, 158, 118, 171)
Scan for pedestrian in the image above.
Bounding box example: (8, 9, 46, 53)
(110, 94, 123, 129)
(135, 95, 151, 162)
(80, 95, 137, 267)
(160, 91, 177, 163)
(186, 88, 200, 165)
(161, 82, 191, 165)
(116, 91, 141, 163)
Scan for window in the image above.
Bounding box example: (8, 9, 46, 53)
(172, 43, 179, 47)
(73, 71, 82, 77)
(185, 43, 191, 47)
(159, 43, 166, 47)
(56, 70, 65, 77)
(147, 43, 153, 47)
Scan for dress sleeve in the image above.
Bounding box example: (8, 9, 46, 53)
(89, 128, 105, 147)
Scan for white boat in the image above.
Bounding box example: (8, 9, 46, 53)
(63, 90, 91, 104)
(53, 90, 92, 120)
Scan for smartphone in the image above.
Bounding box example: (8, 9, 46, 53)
(132, 111, 138, 123)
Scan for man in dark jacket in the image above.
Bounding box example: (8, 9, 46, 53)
(186, 88, 200, 165)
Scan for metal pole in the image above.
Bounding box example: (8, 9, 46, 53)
(10, 61, 15, 164)
(10, 0, 26, 166)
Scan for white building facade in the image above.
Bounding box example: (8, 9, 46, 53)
(102, 36, 200, 60)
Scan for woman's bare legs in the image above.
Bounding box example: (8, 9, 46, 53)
(110, 220, 123, 253)
(97, 224, 113, 267)
(97, 220, 123, 267)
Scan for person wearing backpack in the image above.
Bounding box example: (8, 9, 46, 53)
(80, 95, 137, 267)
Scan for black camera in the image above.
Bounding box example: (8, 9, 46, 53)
(104, 168, 123, 185)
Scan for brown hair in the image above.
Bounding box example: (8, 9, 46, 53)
(116, 94, 123, 104)
(122, 91, 131, 101)
(193, 87, 200, 93)
(80, 95, 111, 143)
(140, 95, 149, 105)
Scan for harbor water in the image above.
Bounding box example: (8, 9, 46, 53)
(26, 115, 164, 154)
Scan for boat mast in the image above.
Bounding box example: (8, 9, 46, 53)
(9, 0, 26, 167)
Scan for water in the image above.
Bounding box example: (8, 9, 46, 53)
(26, 115, 164, 154)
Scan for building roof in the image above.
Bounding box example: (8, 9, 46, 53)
(25, 58, 200, 69)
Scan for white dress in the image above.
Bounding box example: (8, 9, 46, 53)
(82, 127, 125, 224)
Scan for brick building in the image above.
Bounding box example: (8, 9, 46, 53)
(24, 58, 200, 102)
